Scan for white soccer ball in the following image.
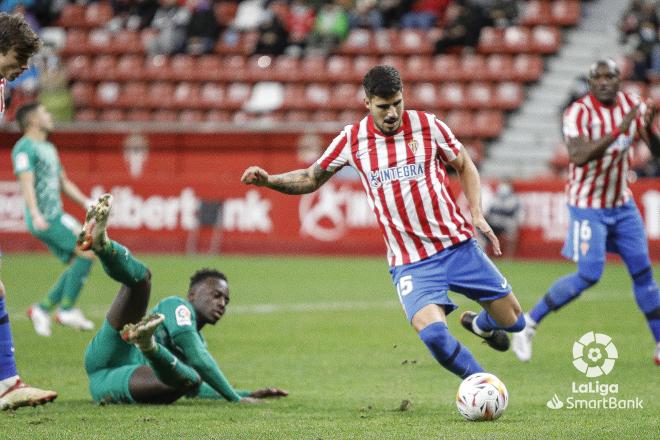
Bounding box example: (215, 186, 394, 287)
(455, 372, 508, 421)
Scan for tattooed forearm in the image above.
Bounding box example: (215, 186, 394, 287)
(267, 165, 333, 195)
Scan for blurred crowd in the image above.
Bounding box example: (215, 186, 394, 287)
(619, 0, 660, 82)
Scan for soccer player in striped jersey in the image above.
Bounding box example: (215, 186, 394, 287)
(0, 12, 58, 410)
(242, 65, 526, 380)
(512, 59, 660, 364)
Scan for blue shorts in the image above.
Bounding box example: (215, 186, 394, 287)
(389, 239, 512, 322)
(561, 200, 649, 274)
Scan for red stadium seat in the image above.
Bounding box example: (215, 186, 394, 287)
(337, 109, 366, 122)
(272, 56, 301, 82)
(437, 83, 465, 109)
(98, 109, 125, 122)
(531, 26, 561, 54)
(373, 29, 394, 55)
(143, 55, 170, 81)
(520, 0, 551, 27)
(465, 82, 493, 109)
(300, 56, 327, 82)
(485, 54, 513, 82)
(173, 82, 201, 110)
(117, 82, 148, 109)
(284, 110, 310, 122)
(147, 82, 175, 109)
(195, 55, 223, 82)
(179, 110, 205, 122)
(330, 83, 362, 110)
(474, 110, 504, 138)
(394, 29, 434, 55)
(552, 0, 581, 27)
(353, 56, 379, 82)
(503, 26, 531, 53)
(126, 109, 153, 122)
(169, 54, 196, 81)
(200, 83, 225, 109)
(218, 55, 248, 82)
(379, 55, 407, 75)
(206, 109, 231, 122)
(403, 55, 433, 82)
(460, 54, 488, 81)
(152, 110, 178, 122)
(326, 55, 353, 82)
(494, 82, 524, 110)
(312, 110, 339, 122)
(88, 28, 112, 54)
(408, 83, 438, 109)
(85, 2, 114, 28)
(66, 55, 92, 80)
(478, 27, 505, 54)
(75, 109, 97, 122)
(445, 111, 475, 138)
(338, 29, 374, 56)
(71, 82, 95, 107)
(62, 29, 90, 56)
(305, 83, 331, 110)
(431, 55, 461, 81)
(282, 84, 306, 111)
(57, 4, 87, 28)
(115, 54, 144, 81)
(244, 55, 274, 82)
(109, 31, 144, 54)
(512, 54, 544, 82)
(90, 55, 117, 81)
(225, 82, 252, 110)
(95, 81, 121, 107)
(215, 31, 258, 55)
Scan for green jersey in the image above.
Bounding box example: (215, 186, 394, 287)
(11, 136, 63, 221)
(151, 296, 207, 362)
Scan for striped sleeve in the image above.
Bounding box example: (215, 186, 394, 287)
(430, 114, 462, 163)
(316, 127, 351, 171)
(563, 102, 588, 140)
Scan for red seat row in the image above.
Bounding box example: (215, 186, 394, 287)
(478, 26, 561, 55)
(520, 0, 581, 27)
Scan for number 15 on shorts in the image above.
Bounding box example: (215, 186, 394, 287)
(396, 275, 413, 303)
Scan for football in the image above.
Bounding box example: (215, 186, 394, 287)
(456, 372, 508, 421)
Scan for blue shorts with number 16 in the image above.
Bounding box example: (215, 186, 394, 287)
(389, 239, 512, 322)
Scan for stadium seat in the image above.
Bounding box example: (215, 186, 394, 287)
(215, 31, 258, 56)
(75, 108, 97, 122)
(115, 54, 144, 81)
(503, 26, 531, 53)
(460, 54, 488, 81)
(85, 2, 114, 28)
(282, 84, 307, 110)
(465, 82, 493, 109)
(57, 4, 87, 28)
(179, 110, 205, 123)
(338, 109, 365, 122)
(474, 110, 504, 138)
(272, 56, 301, 82)
(531, 26, 561, 54)
(219, 55, 248, 82)
(394, 29, 434, 55)
(88, 28, 112, 54)
(98, 109, 125, 122)
(326, 55, 353, 82)
(109, 31, 144, 54)
(225, 82, 252, 110)
(66, 55, 92, 80)
(200, 83, 225, 109)
(62, 29, 90, 56)
(312, 110, 339, 122)
(206, 109, 232, 122)
(409, 83, 438, 109)
(478, 27, 506, 54)
(152, 110, 178, 122)
(437, 83, 465, 109)
(379, 55, 407, 75)
(284, 110, 311, 122)
(485, 54, 513, 82)
(431, 55, 462, 81)
(330, 83, 362, 110)
(195, 55, 224, 82)
(126, 109, 153, 122)
(90, 55, 117, 81)
(373, 29, 394, 55)
(169, 54, 196, 81)
(71, 82, 95, 107)
(512, 54, 544, 82)
(143, 55, 170, 81)
(300, 56, 327, 82)
(95, 81, 121, 107)
(305, 83, 332, 110)
(494, 82, 524, 110)
(552, 0, 581, 27)
(117, 82, 148, 108)
(338, 29, 374, 55)
(353, 56, 379, 82)
(445, 111, 475, 138)
(520, 0, 551, 27)
(244, 55, 274, 82)
(147, 82, 175, 109)
(173, 82, 201, 110)
(403, 55, 433, 82)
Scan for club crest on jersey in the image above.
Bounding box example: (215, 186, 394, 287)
(369, 163, 425, 188)
(407, 139, 418, 154)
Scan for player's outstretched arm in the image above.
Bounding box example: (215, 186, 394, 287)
(60, 169, 91, 209)
(241, 164, 334, 195)
(639, 99, 660, 157)
(449, 149, 501, 256)
(567, 104, 639, 166)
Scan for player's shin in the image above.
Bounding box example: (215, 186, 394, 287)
(142, 343, 201, 389)
(60, 257, 93, 309)
(529, 272, 596, 324)
(96, 241, 148, 287)
(475, 310, 525, 332)
(0, 297, 18, 384)
(39, 270, 68, 311)
(419, 322, 484, 379)
(631, 267, 660, 343)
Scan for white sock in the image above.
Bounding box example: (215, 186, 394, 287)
(525, 313, 538, 328)
(0, 375, 19, 395)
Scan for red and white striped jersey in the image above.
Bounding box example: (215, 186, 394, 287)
(317, 110, 473, 267)
(562, 91, 646, 208)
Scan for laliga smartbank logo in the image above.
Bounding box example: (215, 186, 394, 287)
(546, 331, 643, 410)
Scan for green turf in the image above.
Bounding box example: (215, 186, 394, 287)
(1, 253, 658, 439)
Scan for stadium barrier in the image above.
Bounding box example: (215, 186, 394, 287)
(0, 129, 657, 260)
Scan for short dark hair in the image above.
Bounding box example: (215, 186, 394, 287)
(0, 13, 41, 62)
(16, 101, 40, 132)
(588, 59, 619, 78)
(362, 65, 402, 98)
(188, 268, 227, 291)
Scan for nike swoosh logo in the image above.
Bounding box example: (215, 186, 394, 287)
(501, 278, 508, 289)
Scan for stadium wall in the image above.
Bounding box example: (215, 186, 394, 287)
(0, 129, 658, 260)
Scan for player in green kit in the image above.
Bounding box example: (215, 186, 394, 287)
(12, 102, 95, 336)
(81, 194, 288, 404)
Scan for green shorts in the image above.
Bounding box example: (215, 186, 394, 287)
(30, 212, 81, 263)
(84, 320, 146, 404)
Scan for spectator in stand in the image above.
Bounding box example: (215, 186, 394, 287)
(147, 0, 191, 56)
(252, 10, 289, 56)
(185, 0, 220, 55)
(484, 181, 521, 258)
(400, 0, 451, 30)
(231, 0, 268, 31)
(305, 1, 349, 56)
(433, 0, 486, 54)
(283, 0, 315, 55)
(485, 0, 518, 28)
(38, 45, 74, 122)
(108, 0, 159, 32)
(619, 0, 657, 45)
(348, 0, 384, 30)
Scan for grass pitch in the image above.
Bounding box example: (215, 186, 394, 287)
(1, 253, 658, 439)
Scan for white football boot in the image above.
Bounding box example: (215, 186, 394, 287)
(0, 377, 57, 410)
(512, 313, 536, 362)
(121, 313, 165, 352)
(26, 304, 51, 337)
(77, 194, 112, 252)
(55, 308, 94, 331)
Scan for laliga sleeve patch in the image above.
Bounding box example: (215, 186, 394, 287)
(175, 304, 192, 326)
(14, 152, 30, 172)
